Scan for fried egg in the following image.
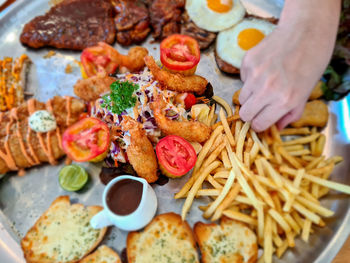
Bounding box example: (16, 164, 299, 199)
(216, 18, 275, 69)
(186, 0, 245, 32)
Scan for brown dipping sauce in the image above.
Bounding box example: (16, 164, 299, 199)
(106, 179, 143, 216)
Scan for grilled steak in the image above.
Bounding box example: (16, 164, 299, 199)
(181, 12, 216, 50)
(148, 0, 185, 40)
(113, 0, 151, 45)
(20, 0, 116, 50)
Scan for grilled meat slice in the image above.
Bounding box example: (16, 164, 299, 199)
(181, 12, 216, 50)
(148, 0, 185, 40)
(113, 0, 151, 45)
(20, 0, 116, 50)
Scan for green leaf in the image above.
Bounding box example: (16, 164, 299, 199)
(101, 80, 139, 115)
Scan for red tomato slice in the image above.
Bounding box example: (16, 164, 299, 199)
(62, 117, 110, 162)
(160, 34, 200, 72)
(81, 43, 120, 77)
(184, 93, 197, 110)
(156, 135, 197, 178)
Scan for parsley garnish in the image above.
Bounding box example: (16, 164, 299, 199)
(101, 80, 139, 115)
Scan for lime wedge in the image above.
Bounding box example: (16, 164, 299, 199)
(59, 165, 88, 192)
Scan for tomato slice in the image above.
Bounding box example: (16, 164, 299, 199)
(62, 117, 110, 162)
(81, 42, 120, 77)
(160, 34, 200, 72)
(156, 135, 197, 178)
(184, 93, 197, 110)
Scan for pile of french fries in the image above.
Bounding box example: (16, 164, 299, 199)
(176, 103, 350, 263)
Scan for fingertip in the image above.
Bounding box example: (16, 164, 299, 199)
(239, 107, 248, 122)
(277, 105, 305, 130)
(239, 95, 266, 123)
(276, 112, 290, 130)
(276, 119, 288, 131)
(251, 119, 268, 133)
(238, 88, 251, 106)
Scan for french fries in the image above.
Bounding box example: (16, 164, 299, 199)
(176, 99, 348, 263)
(212, 95, 233, 117)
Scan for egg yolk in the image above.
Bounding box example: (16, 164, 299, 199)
(207, 0, 233, 13)
(238, 28, 265, 51)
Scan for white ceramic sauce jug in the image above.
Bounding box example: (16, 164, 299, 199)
(90, 175, 158, 231)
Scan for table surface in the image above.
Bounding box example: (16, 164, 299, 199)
(0, 0, 349, 262)
(333, 235, 350, 263)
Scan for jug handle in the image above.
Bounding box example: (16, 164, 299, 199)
(90, 210, 112, 229)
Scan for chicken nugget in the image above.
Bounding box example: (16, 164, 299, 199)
(309, 81, 324, 100)
(291, 100, 329, 128)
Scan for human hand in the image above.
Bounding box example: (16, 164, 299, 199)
(238, 0, 340, 132)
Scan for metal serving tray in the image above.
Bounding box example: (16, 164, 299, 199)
(0, 1, 349, 262)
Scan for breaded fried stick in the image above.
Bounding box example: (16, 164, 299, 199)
(96, 43, 148, 73)
(74, 73, 116, 102)
(0, 96, 85, 175)
(144, 55, 208, 95)
(121, 116, 158, 183)
(151, 95, 211, 143)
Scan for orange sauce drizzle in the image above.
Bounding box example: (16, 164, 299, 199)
(0, 109, 17, 170)
(18, 170, 25, 176)
(0, 96, 73, 173)
(46, 131, 56, 165)
(133, 100, 140, 120)
(65, 158, 72, 165)
(64, 96, 72, 164)
(26, 128, 40, 164)
(12, 108, 35, 166)
(28, 99, 56, 165)
(65, 96, 72, 126)
(141, 83, 151, 91)
(46, 99, 62, 150)
(43, 100, 56, 165)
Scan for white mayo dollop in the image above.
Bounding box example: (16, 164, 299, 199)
(29, 110, 57, 133)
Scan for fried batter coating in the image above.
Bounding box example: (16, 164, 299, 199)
(74, 73, 116, 102)
(89, 42, 148, 73)
(291, 100, 329, 128)
(151, 95, 211, 143)
(121, 116, 158, 183)
(232, 89, 241, 105)
(120, 46, 149, 72)
(309, 81, 324, 100)
(0, 96, 85, 174)
(144, 56, 208, 95)
(74, 45, 148, 102)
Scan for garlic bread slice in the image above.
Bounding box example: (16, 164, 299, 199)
(127, 212, 199, 263)
(194, 217, 258, 263)
(21, 196, 107, 263)
(80, 245, 121, 263)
